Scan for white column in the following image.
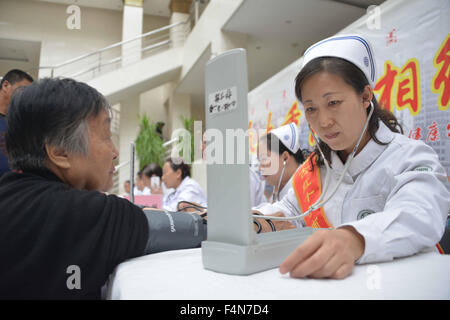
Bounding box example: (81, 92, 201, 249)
(170, 12, 190, 48)
(169, 0, 192, 48)
(122, 0, 143, 66)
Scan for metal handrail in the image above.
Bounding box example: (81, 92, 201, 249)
(39, 19, 189, 71)
(67, 38, 171, 79)
(142, 39, 171, 53)
(35, 17, 192, 81)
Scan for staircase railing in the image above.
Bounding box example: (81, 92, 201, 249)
(37, 19, 191, 82)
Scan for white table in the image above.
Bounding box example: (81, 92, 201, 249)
(106, 248, 450, 300)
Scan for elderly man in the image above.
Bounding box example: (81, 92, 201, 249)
(0, 78, 206, 299)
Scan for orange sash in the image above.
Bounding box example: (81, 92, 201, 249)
(292, 154, 333, 228)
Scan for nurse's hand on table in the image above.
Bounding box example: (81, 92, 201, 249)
(252, 211, 296, 233)
(279, 226, 365, 279)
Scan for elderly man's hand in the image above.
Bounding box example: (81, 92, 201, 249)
(279, 226, 365, 279)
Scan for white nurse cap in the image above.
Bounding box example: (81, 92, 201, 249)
(270, 123, 301, 154)
(302, 34, 377, 87)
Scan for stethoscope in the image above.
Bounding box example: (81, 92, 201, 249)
(271, 159, 287, 204)
(270, 159, 301, 204)
(253, 101, 375, 225)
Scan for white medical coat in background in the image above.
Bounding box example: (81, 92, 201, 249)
(272, 165, 301, 203)
(133, 186, 151, 196)
(256, 121, 450, 264)
(278, 175, 294, 202)
(162, 176, 207, 212)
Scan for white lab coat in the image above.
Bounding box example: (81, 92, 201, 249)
(256, 121, 450, 264)
(162, 176, 207, 212)
(273, 165, 301, 203)
(133, 186, 151, 196)
(279, 175, 293, 201)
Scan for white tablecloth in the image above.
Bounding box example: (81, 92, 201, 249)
(106, 248, 450, 300)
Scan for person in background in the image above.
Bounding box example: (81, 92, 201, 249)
(123, 180, 131, 194)
(133, 170, 151, 195)
(257, 123, 306, 204)
(156, 122, 165, 140)
(0, 69, 33, 177)
(142, 162, 163, 194)
(161, 157, 207, 212)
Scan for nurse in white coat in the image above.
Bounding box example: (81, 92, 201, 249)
(257, 123, 306, 204)
(161, 158, 207, 212)
(255, 34, 450, 280)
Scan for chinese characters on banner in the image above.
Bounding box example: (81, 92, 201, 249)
(374, 58, 422, 116)
(392, 34, 449, 152)
(431, 34, 450, 111)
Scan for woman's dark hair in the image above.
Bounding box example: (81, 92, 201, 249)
(294, 57, 403, 168)
(143, 163, 162, 178)
(165, 157, 191, 180)
(260, 132, 305, 165)
(6, 77, 110, 171)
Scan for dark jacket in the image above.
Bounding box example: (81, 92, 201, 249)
(0, 169, 148, 299)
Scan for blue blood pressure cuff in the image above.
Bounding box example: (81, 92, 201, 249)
(142, 209, 207, 254)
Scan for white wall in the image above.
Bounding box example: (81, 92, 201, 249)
(0, 0, 122, 68)
(0, 0, 169, 76)
(140, 84, 169, 140)
(246, 35, 301, 91)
